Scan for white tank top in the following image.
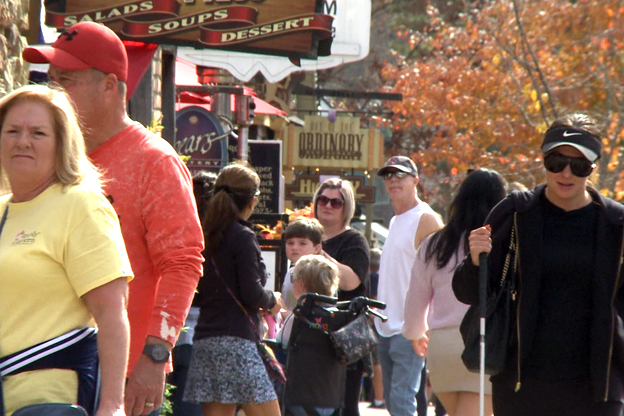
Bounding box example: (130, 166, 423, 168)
(375, 202, 436, 337)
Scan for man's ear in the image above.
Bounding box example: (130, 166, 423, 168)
(314, 243, 322, 254)
(103, 73, 119, 94)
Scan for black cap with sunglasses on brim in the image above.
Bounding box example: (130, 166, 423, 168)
(541, 127, 602, 177)
(377, 156, 419, 178)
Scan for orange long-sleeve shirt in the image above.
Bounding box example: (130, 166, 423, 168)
(90, 123, 204, 374)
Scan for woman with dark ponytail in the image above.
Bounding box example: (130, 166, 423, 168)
(184, 163, 282, 416)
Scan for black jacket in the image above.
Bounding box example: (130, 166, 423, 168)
(194, 219, 277, 342)
(453, 184, 624, 402)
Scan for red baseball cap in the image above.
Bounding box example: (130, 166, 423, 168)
(23, 22, 128, 82)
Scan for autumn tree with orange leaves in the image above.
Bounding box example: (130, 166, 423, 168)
(382, 0, 624, 204)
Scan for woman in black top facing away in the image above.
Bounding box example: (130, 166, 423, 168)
(453, 114, 624, 416)
(184, 162, 283, 416)
(313, 178, 370, 416)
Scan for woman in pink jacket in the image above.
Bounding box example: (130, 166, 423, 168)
(403, 168, 506, 416)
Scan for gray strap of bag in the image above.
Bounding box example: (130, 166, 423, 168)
(0, 205, 10, 416)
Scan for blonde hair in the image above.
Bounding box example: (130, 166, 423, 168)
(293, 254, 339, 296)
(313, 177, 356, 227)
(0, 84, 101, 194)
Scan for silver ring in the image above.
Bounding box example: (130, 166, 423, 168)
(145, 403, 155, 407)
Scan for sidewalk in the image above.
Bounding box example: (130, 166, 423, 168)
(358, 401, 438, 416)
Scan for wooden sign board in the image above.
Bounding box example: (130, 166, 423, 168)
(285, 174, 375, 203)
(283, 115, 385, 171)
(43, 0, 333, 60)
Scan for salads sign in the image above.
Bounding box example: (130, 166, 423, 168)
(43, 0, 333, 60)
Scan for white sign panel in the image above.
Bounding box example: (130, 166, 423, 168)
(177, 0, 370, 83)
(261, 249, 277, 291)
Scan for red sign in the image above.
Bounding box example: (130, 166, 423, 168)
(43, 0, 333, 60)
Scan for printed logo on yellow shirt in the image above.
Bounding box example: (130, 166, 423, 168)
(11, 231, 41, 246)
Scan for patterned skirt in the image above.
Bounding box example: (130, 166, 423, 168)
(183, 336, 277, 405)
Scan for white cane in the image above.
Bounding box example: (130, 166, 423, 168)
(478, 252, 488, 416)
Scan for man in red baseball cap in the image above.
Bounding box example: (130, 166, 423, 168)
(23, 21, 128, 81)
(23, 22, 205, 416)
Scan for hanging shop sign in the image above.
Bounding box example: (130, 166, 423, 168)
(175, 105, 228, 174)
(226, 137, 284, 213)
(285, 174, 375, 203)
(248, 140, 283, 214)
(282, 115, 385, 172)
(43, 0, 333, 60)
(178, 0, 370, 83)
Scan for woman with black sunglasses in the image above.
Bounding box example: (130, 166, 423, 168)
(312, 178, 370, 416)
(453, 113, 624, 416)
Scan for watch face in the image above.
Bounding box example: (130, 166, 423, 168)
(152, 346, 169, 361)
(145, 344, 170, 362)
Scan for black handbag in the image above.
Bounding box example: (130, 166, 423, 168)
(459, 215, 519, 376)
(257, 340, 287, 384)
(328, 313, 378, 365)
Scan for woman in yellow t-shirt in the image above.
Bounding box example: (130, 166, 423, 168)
(0, 85, 132, 416)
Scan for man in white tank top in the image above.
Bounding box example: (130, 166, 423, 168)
(375, 156, 443, 416)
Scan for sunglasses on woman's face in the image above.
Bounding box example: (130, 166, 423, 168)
(543, 152, 595, 177)
(317, 195, 345, 209)
(382, 171, 410, 180)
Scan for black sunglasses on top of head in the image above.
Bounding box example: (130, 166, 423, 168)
(382, 171, 411, 180)
(543, 152, 596, 177)
(317, 195, 345, 209)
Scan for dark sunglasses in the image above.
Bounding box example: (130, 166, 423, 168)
(382, 171, 410, 180)
(317, 195, 345, 209)
(543, 153, 595, 177)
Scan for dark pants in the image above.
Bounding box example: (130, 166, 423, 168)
(434, 397, 447, 416)
(169, 344, 202, 416)
(492, 376, 623, 416)
(343, 366, 364, 416)
(416, 364, 427, 416)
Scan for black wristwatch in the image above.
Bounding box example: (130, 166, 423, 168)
(142, 344, 170, 363)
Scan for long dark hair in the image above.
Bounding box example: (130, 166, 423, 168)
(193, 170, 218, 218)
(203, 163, 260, 253)
(424, 168, 507, 269)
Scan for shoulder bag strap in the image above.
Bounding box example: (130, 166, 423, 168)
(210, 257, 262, 340)
(510, 213, 520, 293)
(498, 216, 516, 289)
(0, 206, 8, 234)
(0, 206, 9, 416)
(0, 205, 9, 416)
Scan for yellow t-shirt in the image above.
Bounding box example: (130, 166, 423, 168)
(0, 183, 132, 414)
